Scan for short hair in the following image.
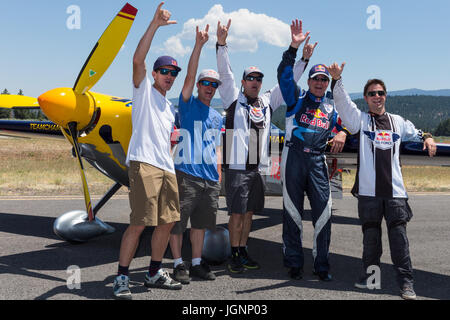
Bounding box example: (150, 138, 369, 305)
(364, 79, 387, 96)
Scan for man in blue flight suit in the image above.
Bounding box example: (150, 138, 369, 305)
(277, 20, 349, 281)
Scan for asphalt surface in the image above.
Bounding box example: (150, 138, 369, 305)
(1, 194, 449, 302)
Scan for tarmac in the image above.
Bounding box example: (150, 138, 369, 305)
(1, 194, 449, 303)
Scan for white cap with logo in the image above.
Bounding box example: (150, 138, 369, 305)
(197, 69, 221, 85)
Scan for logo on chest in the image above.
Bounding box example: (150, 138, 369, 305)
(364, 130, 400, 150)
(298, 107, 331, 130)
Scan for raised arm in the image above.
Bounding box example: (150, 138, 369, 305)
(328, 62, 362, 134)
(277, 20, 311, 110)
(270, 22, 317, 110)
(133, 2, 177, 88)
(216, 19, 239, 109)
(181, 25, 210, 102)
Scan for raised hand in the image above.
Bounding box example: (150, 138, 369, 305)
(327, 62, 346, 80)
(196, 24, 210, 46)
(152, 2, 177, 27)
(290, 19, 310, 49)
(302, 37, 318, 60)
(217, 19, 231, 45)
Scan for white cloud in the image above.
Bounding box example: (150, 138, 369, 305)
(160, 4, 290, 57)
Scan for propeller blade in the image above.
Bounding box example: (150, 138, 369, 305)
(0, 95, 39, 109)
(73, 3, 138, 95)
(67, 122, 95, 222)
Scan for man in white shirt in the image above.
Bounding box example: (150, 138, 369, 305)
(113, 2, 182, 300)
(216, 19, 308, 274)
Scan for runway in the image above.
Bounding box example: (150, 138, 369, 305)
(1, 194, 449, 302)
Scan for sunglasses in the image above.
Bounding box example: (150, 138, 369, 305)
(158, 68, 179, 77)
(311, 76, 329, 83)
(199, 80, 219, 88)
(245, 75, 263, 82)
(367, 90, 386, 97)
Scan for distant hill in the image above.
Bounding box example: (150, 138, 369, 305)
(271, 95, 450, 134)
(349, 88, 450, 99)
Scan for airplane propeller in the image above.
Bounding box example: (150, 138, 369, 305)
(37, 3, 138, 242)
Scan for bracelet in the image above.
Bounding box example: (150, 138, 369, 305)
(423, 132, 433, 141)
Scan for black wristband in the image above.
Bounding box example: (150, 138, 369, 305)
(288, 45, 298, 56)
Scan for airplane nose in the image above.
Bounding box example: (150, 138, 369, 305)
(38, 88, 95, 129)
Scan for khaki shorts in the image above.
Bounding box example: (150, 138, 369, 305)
(128, 161, 180, 226)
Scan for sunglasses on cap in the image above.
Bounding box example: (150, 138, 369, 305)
(245, 75, 263, 82)
(158, 68, 179, 77)
(199, 80, 219, 88)
(311, 76, 329, 83)
(367, 90, 386, 97)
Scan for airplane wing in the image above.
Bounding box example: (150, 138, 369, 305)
(0, 95, 40, 109)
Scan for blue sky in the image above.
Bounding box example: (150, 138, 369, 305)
(1, 0, 449, 100)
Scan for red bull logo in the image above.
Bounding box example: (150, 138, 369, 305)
(314, 65, 326, 72)
(299, 108, 330, 129)
(376, 131, 391, 142)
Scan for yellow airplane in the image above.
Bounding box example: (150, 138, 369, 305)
(0, 3, 138, 242)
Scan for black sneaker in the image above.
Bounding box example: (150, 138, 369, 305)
(228, 253, 245, 274)
(288, 267, 303, 280)
(354, 277, 369, 289)
(173, 263, 190, 284)
(313, 270, 332, 282)
(240, 249, 260, 270)
(190, 261, 216, 280)
(400, 284, 417, 300)
(354, 276, 381, 290)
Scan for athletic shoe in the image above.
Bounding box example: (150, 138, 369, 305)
(190, 261, 216, 280)
(288, 267, 303, 280)
(354, 276, 381, 290)
(354, 277, 369, 289)
(400, 284, 417, 300)
(144, 269, 182, 290)
(173, 263, 190, 285)
(113, 275, 132, 300)
(240, 250, 260, 270)
(228, 252, 245, 274)
(313, 270, 333, 282)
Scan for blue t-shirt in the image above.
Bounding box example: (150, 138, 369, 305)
(174, 94, 223, 182)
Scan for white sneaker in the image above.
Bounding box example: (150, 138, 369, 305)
(144, 269, 182, 290)
(113, 275, 132, 300)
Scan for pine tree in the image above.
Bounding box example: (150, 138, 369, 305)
(434, 118, 450, 137)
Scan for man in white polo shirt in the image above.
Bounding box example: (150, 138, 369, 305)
(113, 2, 182, 300)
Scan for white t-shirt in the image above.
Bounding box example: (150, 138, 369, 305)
(126, 76, 176, 173)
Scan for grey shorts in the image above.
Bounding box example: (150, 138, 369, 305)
(171, 170, 221, 234)
(225, 169, 265, 215)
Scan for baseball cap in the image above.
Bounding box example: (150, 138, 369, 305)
(153, 55, 182, 72)
(243, 66, 264, 79)
(197, 69, 221, 85)
(308, 64, 330, 79)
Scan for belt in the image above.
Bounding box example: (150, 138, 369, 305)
(286, 141, 323, 155)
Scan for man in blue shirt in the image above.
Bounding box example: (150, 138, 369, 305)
(169, 25, 223, 284)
